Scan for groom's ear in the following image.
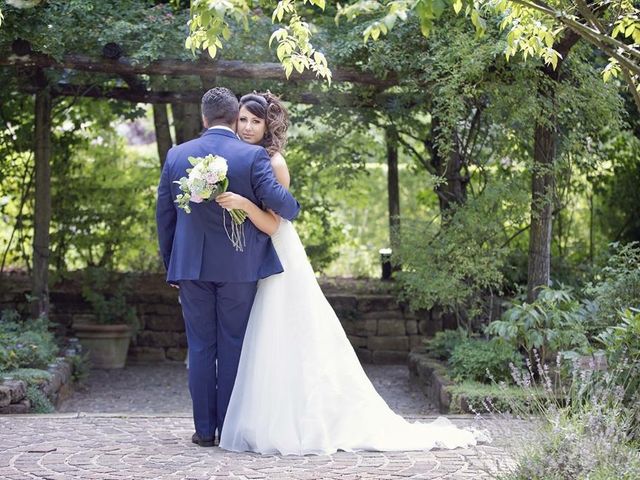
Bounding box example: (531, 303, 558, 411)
(201, 115, 209, 129)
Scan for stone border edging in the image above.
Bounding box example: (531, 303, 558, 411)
(408, 346, 496, 415)
(0, 356, 75, 414)
(407, 348, 457, 413)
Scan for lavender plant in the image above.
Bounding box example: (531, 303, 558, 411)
(485, 350, 640, 479)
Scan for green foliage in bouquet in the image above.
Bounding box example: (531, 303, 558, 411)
(174, 155, 230, 213)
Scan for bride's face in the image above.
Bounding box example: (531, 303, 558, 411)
(238, 106, 267, 144)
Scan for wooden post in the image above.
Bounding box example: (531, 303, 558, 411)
(386, 126, 400, 255)
(152, 104, 173, 169)
(172, 102, 203, 144)
(183, 102, 203, 140)
(32, 87, 52, 318)
(171, 103, 185, 144)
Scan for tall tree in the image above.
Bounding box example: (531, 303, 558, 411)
(32, 85, 52, 317)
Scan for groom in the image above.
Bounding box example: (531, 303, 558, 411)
(156, 87, 300, 447)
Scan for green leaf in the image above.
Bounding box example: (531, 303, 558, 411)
(283, 59, 293, 78)
(277, 43, 287, 61)
(420, 19, 431, 37)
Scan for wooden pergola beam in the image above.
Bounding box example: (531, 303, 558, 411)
(20, 82, 403, 108)
(0, 52, 397, 88)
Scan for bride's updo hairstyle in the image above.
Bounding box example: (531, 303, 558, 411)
(239, 92, 289, 156)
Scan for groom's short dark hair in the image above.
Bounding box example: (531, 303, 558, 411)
(201, 87, 239, 126)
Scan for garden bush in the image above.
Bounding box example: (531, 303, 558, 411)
(586, 242, 640, 327)
(0, 310, 58, 371)
(424, 328, 468, 360)
(487, 287, 590, 362)
(25, 385, 55, 414)
(8, 368, 53, 386)
(448, 338, 522, 383)
(80, 267, 138, 329)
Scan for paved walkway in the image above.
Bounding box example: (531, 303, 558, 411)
(1, 364, 525, 479)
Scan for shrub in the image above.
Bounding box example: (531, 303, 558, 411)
(80, 267, 138, 329)
(487, 287, 590, 362)
(397, 182, 529, 323)
(424, 328, 469, 360)
(598, 307, 640, 361)
(596, 307, 640, 408)
(25, 385, 55, 414)
(448, 338, 522, 383)
(9, 368, 52, 386)
(586, 242, 640, 326)
(0, 311, 58, 371)
(69, 351, 91, 384)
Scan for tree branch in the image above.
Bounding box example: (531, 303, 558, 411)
(397, 132, 436, 175)
(620, 67, 640, 114)
(509, 0, 640, 70)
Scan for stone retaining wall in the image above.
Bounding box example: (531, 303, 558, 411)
(1, 273, 463, 364)
(407, 348, 455, 413)
(0, 357, 74, 414)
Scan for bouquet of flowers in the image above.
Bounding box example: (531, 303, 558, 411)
(174, 154, 247, 251)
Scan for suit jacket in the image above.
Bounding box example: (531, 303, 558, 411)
(156, 128, 300, 283)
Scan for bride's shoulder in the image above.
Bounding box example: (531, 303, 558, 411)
(270, 152, 290, 188)
(270, 152, 289, 175)
(270, 151, 287, 167)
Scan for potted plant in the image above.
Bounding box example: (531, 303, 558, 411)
(73, 267, 138, 369)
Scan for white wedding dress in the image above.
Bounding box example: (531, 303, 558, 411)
(220, 220, 487, 455)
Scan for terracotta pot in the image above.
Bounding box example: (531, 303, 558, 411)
(73, 321, 132, 369)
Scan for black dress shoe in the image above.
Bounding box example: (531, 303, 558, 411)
(191, 432, 215, 447)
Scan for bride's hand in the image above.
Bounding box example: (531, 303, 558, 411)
(216, 192, 249, 211)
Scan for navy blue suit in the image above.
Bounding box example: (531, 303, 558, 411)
(156, 127, 300, 438)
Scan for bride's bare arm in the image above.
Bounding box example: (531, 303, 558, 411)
(215, 153, 290, 236)
(216, 193, 280, 235)
(270, 152, 290, 189)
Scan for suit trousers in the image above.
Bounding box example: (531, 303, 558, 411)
(179, 280, 257, 438)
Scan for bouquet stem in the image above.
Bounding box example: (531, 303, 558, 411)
(223, 209, 247, 252)
(229, 209, 247, 225)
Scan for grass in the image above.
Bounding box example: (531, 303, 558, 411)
(447, 380, 548, 414)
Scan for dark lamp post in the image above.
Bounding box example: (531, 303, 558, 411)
(379, 248, 392, 280)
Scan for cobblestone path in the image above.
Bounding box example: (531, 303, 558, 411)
(1, 364, 525, 479)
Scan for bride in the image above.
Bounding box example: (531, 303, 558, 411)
(214, 92, 486, 455)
